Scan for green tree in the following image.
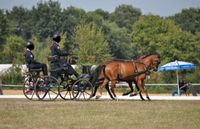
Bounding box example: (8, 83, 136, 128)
(2, 35, 24, 64)
(74, 23, 111, 65)
(83, 11, 104, 28)
(31, 36, 51, 65)
(61, 6, 86, 41)
(83, 9, 111, 28)
(6, 6, 31, 40)
(111, 4, 141, 31)
(0, 9, 10, 46)
(131, 15, 198, 64)
(31, 0, 62, 40)
(0, 9, 10, 63)
(93, 9, 110, 20)
(59, 32, 68, 50)
(170, 8, 200, 34)
(193, 32, 200, 63)
(102, 21, 132, 59)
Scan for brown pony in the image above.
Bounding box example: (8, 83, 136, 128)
(91, 54, 160, 100)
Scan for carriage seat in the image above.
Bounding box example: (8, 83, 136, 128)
(50, 67, 62, 72)
(79, 73, 90, 79)
(49, 62, 68, 72)
(28, 68, 43, 73)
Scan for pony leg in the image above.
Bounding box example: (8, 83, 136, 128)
(129, 82, 138, 97)
(143, 84, 151, 100)
(96, 81, 116, 99)
(96, 79, 109, 99)
(105, 84, 115, 100)
(122, 81, 134, 96)
(134, 80, 139, 91)
(136, 80, 145, 101)
(91, 84, 98, 98)
(91, 80, 104, 98)
(130, 80, 139, 96)
(110, 80, 117, 98)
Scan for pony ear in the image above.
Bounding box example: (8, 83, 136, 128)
(156, 58, 161, 64)
(158, 55, 161, 63)
(156, 53, 161, 59)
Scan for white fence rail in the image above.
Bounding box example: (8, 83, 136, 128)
(1, 83, 200, 87)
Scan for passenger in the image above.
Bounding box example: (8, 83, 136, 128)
(24, 41, 48, 77)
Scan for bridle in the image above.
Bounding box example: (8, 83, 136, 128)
(132, 56, 160, 76)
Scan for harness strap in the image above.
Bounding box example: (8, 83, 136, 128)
(132, 61, 138, 75)
(131, 61, 150, 77)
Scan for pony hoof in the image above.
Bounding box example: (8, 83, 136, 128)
(95, 95, 101, 99)
(113, 97, 118, 100)
(90, 95, 94, 99)
(147, 97, 151, 101)
(130, 93, 137, 97)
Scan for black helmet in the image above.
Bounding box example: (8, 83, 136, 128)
(26, 41, 34, 50)
(53, 34, 61, 43)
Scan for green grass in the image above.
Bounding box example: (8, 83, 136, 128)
(0, 99, 200, 129)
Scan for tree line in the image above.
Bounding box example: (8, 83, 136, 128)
(0, 0, 200, 83)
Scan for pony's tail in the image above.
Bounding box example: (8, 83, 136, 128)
(89, 65, 105, 86)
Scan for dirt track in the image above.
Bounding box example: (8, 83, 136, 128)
(0, 90, 190, 96)
(1, 90, 22, 95)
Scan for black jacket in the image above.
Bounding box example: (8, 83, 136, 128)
(51, 41, 67, 57)
(24, 49, 37, 65)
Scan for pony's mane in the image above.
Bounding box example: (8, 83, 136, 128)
(104, 60, 132, 65)
(106, 53, 159, 63)
(138, 53, 159, 59)
(112, 59, 131, 62)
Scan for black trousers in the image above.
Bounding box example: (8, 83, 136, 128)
(29, 62, 48, 75)
(51, 61, 78, 77)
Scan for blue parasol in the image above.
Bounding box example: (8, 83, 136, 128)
(158, 60, 195, 95)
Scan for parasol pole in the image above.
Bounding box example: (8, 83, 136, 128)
(176, 69, 180, 96)
(176, 60, 180, 96)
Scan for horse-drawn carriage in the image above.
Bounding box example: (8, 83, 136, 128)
(23, 56, 95, 101)
(23, 53, 160, 101)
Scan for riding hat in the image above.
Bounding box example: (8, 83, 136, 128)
(53, 34, 61, 43)
(26, 41, 34, 50)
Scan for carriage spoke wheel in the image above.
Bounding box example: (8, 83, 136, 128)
(72, 79, 93, 101)
(59, 80, 73, 100)
(35, 76, 59, 101)
(23, 76, 36, 100)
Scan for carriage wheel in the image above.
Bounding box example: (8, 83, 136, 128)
(59, 80, 73, 100)
(35, 76, 59, 101)
(72, 79, 94, 100)
(23, 76, 36, 100)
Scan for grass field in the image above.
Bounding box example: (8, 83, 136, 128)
(0, 99, 200, 129)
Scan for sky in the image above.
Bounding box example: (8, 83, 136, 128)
(0, 0, 200, 17)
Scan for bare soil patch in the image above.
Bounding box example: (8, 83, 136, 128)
(1, 90, 23, 95)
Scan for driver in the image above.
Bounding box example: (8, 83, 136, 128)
(50, 34, 79, 78)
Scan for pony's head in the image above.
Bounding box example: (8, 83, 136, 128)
(151, 54, 161, 71)
(139, 53, 161, 71)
